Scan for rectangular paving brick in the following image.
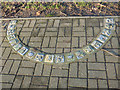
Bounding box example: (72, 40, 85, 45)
(73, 26, 85, 32)
(72, 37, 78, 47)
(1, 41, 11, 47)
(86, 27, 93, 36)
(80, 19, 85, 26)
(54, 20, 60, 27)
(58, 78, 67, 88)
(29, 42, 41, 48)
(22, 28, 33, 32)
(98, 80, 108, 88)
(88, 63, 105, 70)
(47, 19, 54, 27)
(68, 78, 87, 88)
(88, 79, 97, 88)
(106, 63, 116, 79)
(57, 43, 70, 48)
(29, 20, 36, 27)
(10, 61, 20, 74)
(69, 63, 77, 77)
(49, 77, 58, 88)
(51, 69, 68, 77)
(105, 56, 118, 62)
(86, 19, 99, 27)
(2, 60, 13, 74)
(42, 48, 55, 53)
(108, 80, 118, 88)
(2, 83, 12, 88)
(34, 63, 43, 76)
(42, 37, 50, 47)
(79, 63, 87, 78)
(31, 76, 49, 85)
(17, 68, 34, 75)
(73, 19, 79, 27)
(21, 76, 31, 88)
(49, 37, 56, 47)
(97, 51, 105, 62)
(58, 28, 65, 36)
(88, 71, 106, 79)
(12, 76, 23, 88)
(20, 31, 31, 36)
(60, 23, 72, 27)
(45, 32, 57, 36)
(43, 64, 51, 76)
(20, 61, 35, 68)
(9, 53, 22, 60)
(72, 31, 85, 37)
(94, 27, 101, 37)
(112, 37, 118, 48)
(24, 20, 30, 27)
(87, 54, 96, 62)
(2, 75, 15, 83)
(30, 37, 43, 42)
(46, 27, 58, 32)
(79, 37, 86, 47)
(38, 28, 45, 36)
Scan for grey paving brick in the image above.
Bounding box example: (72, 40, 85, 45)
(112, 37, 118, 48)
(38, 28, 46, 36)
(73, 19, 79, 27)
(80, 19, 85, 26)
(12, 76, 23, 88)
(46, 27, 58, 32)
(79, 37, 86, 47)
(16, 23, 23, 28)
(42, 48, 55, 53)
(73, 26, 85, 32)
(30, 85, 47, 88)
(88, 71, 106, 79)
(20, 31, 31, 36)
(34, 63, 43, 76)
(45, 32, 57, 36)
(10, 61, 20, 74)
(2, 60, 13, 74)
(21, 76, 31, 88)
(23, 20, 30, 27)
(108, 80, 118, 88)
(49, 77, 58, 88)
(2, 75, 15, 83)
(68, 78, 87, 88)
(17, 68, 34, 75)
(55, 48, 63, 53)
(98, 80, 108, 88)
(86, 19, 99, 27)
(96, 51, 105, 62)
(49, 37, 57, 47)
(2, 83, 12, 88)
(29, 42, 41, 48)
(36, 23, 47, 27)
(1, 41, 11, 47)
(22, 28, 33, 32)
(54, 20, 60, 27)
(51, 68, 68, 77)
(29, 20, 36, 27)
(36, 19, 47, 23)
(42, 37, 50, 47)
(20, 61, 35, 68)
(69, 63, 77, 77)
(9, 53, 22, 60)
(99, 18, 104, 27)
(72, 31, 85, 37)
(94, 27, 101, 37)
(58, 78, 67, 88)
(106, 63, 116, 79)
(88, 63, 105, 70)
(57, 43, 70, 48)
(48, 19, 54, 27)
(72, 37, 78, 47)
(43, 64, 51, 76)
(1, 60, 6, 67)
(30, 37, 43, 42)
(31, 76, 49, 85)
(79, 63, 87, 78)
(86, 27, 93, 36)
(88, 54, 96, 62)
(115, 63, 119, 79)
(105, 56, 118, 62)
(58, 28, 65, 36)
(88, 79, 97, 88)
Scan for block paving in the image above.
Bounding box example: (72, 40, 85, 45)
(0, 17, 120, 89)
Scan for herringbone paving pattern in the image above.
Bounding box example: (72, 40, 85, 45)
(0, 17, 119, 89)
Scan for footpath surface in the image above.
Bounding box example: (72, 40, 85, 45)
(0, 17, 119, 89)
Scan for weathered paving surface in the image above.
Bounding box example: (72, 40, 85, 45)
(0, 17, 120, 89)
